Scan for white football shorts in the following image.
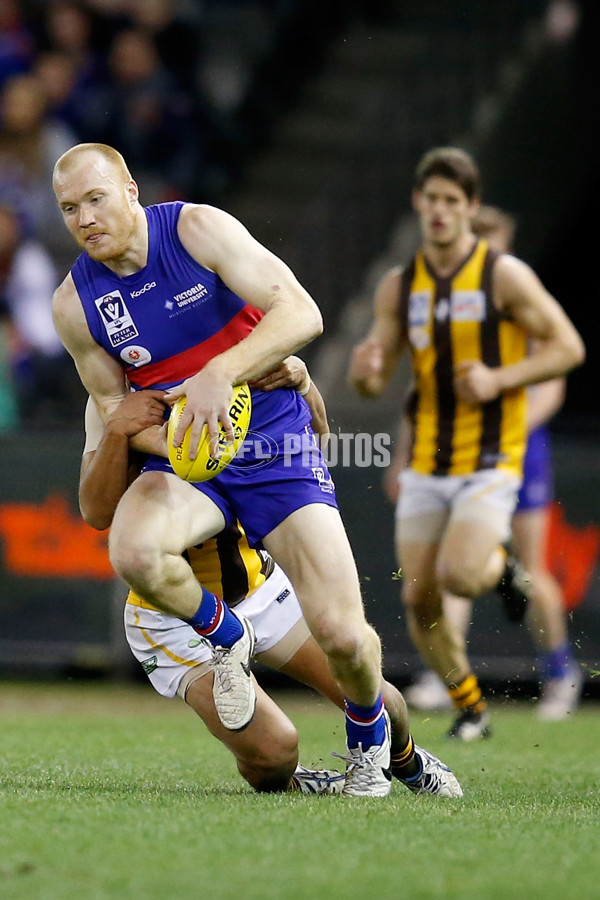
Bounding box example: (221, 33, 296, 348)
(124, 563, 310, 700)
(396, 467, 521, 544)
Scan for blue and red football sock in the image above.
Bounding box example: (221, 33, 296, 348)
(344, 694, 387, 751)
(187, 588, 243, 648)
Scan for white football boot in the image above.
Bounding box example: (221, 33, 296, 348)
(334, 710, 392, 798)
(208, 615, 256, 732)
(398, 745, 463, 798)
(290, 765, 345, 795)
(404, 670, 452, 711)
(447, 708, 492, 741)
(537, 664, 584, 721)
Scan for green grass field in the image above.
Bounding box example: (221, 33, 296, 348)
(1, 681, 599, 900)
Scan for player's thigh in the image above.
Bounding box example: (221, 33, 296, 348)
(241, 569, 344, 708)
(110, 469, 226, 556)
(262, 503, 364, 628)
(395, 468, 449, 574)
(185, 673, 298, 765)
(440, 470, 519, 573)
(395, 484, 448, 608)
(438, 519, 500, 589)
(396, 536, 441, 609)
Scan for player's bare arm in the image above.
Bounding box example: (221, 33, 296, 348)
(526, 373, 566, 432)
(454, 255, 585, 404)
(249, 355, 309, 392)
(302, 380, 329, 445)
(348, 266, 406, 397)
(52, 275, 128, 416)
(52, 275, 172, 456)
(383, 412, 414, 505)
(80, 391, 167, 529)
(169, 204, 323, 454)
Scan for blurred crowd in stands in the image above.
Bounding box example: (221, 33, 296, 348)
(0, 0, 222, 429)
(0, 0, 392, 430)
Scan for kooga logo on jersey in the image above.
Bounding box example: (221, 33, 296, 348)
(130, 282, 156, 298)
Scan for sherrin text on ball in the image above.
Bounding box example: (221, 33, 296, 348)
(168, 382, 252, 481)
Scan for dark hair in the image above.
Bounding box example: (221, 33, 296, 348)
(471, 205, 516, 248)
(414, 147, 481, 201)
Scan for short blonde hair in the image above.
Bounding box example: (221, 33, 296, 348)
(53, 142, 132, 183)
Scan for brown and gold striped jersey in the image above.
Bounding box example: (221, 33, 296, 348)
(400, 239, 528, 477)
(126, 521, 273, 612)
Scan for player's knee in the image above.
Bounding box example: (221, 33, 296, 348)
(314, 617, 368, 665)
(438, 562, 481, 600)
(109, 532, 160, 591)
(245, 767, 292, 793)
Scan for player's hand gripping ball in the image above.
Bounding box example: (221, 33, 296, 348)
(167, 383, 252, 482)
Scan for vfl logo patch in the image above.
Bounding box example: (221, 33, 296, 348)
(274, 588, 291, 604)
(408, 291, 431, 327)
(95, 290, 139, 348)
(120, 344, 152, 367)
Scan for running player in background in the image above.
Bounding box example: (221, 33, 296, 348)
(396, 206, 583, 722)
(348, 148, 585, 740)
(79, 363, 462, 797)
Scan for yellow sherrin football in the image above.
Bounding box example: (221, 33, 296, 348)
(167, 382, 252, 482)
